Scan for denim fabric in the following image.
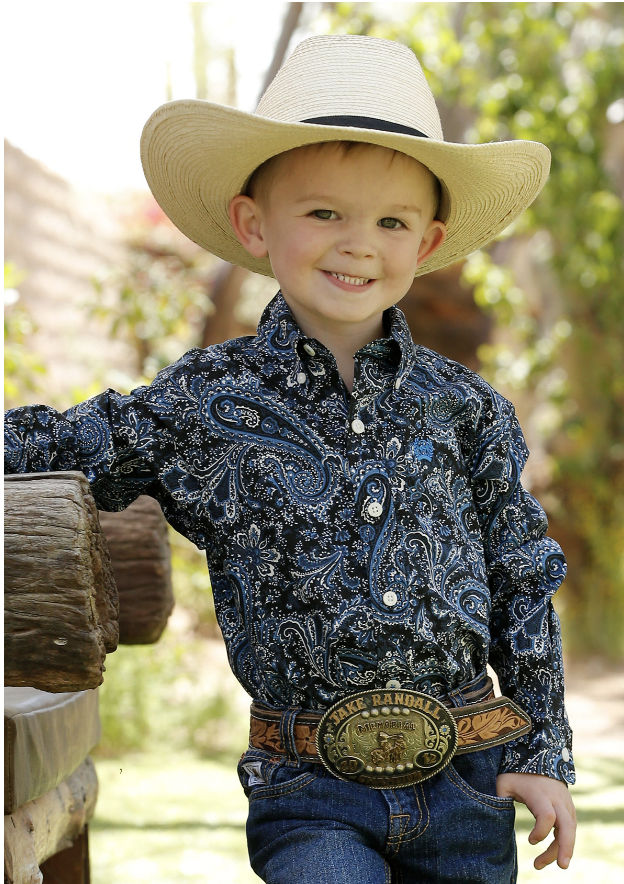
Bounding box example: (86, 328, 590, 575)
(238, 744, 516, 884)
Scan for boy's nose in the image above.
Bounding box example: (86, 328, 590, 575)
(337, 229, 376, 260)
(339, 244, 375, 260)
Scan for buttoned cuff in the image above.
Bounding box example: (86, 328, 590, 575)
(498, 729, 575, 785)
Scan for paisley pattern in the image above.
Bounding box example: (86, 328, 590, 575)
(3, 292, 574, 784)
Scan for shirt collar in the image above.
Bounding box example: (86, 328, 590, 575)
(256, 291, 415, 378)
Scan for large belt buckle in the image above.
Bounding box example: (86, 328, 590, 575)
(316, 688, 458, 788)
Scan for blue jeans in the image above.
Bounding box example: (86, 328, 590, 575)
(238, 744, 516, 883)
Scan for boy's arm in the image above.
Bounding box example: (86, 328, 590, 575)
(466, 392, 576, 867)
(468, 395, 574, 784)
(4, 388, 159, 512)
(5, 349, 211, 550)
(480, 429, 574, 785)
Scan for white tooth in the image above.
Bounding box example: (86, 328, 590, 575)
(332, 272, 368, 285)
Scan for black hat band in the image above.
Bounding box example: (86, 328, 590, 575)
(302, 115, 429, 139)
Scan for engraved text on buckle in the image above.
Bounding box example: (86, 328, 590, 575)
(316, 689, 458, 788)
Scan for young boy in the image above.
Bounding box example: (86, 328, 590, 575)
(4, 35, 576, 883)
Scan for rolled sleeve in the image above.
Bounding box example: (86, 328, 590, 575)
(471, 398, 575, 785)
(4, 349, 212, 551)
(4, 388, 157, 511)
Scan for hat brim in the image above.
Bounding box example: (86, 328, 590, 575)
(140, 100, 550, 278)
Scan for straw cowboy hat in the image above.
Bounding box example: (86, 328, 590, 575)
(140, 34, 550, 278)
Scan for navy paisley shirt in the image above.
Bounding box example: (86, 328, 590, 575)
(4, 292, 574, 783)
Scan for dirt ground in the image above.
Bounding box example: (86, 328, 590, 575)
(564, 658, 624, 758)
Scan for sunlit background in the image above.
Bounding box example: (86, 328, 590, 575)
(4, 2, 293, 192)
(4, 3, 624, 882)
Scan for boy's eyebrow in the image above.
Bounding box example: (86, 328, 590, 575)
(388, 203, 423, 215)
(294, 194, 337, 204)
(295, 195, 423, 215)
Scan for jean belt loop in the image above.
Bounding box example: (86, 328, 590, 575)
(447, 687, 467, 708)
(447, 669, 489, 708)
(279, 707, 302, 762)
(463, 669, 489, 694)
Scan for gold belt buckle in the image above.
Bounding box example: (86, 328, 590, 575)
(316, 688, 458, 788)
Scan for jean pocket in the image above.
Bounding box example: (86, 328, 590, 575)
(237, 749, 274, 795)
(238, 748, 321, 801)
(250, 760, 320, 803)
(446, 746, 515, 811)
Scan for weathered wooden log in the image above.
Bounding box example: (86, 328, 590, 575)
(4, 472, 119, 692)
(39, 827, 90, 884)
(4, 757, 98, 884)
(98, 496, 174, 644)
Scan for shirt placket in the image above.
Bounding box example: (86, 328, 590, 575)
(348, 353, 410, 691)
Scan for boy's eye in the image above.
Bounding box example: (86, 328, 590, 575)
(378, 217, 405, 229)
(311, 209, 337, 220)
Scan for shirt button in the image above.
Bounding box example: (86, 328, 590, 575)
(367, 502, 383, 518)
(383, 591, 398, 607)
(351, 419, 365, 434)
(394, 377, 402, 390)
(385, 679, 402, 689)
(303, 344, 316, 356)
(562, 747, 570, 762)
(296, 372, 307, 384)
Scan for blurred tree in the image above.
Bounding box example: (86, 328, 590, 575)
(198, 1, 304, 348)
(323, 1, 624, 654)
(190, 2, 209, 100)
(89, 197, 221, 638)
(90, 196, 214, 383)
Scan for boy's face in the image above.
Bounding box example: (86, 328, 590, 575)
(229, 143, 446, 337)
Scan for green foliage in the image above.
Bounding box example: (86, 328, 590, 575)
(97, 645, 154, 754)
(324, 2, 624, 654)
(462, 249, 573, 394)
(97, 520, 224, 757)
(96, 630, 248, 760)
(90, 196, 215, 384)
(168, 528, 219, 636)
(4, 263, 47, 407)
(183, 690, 248, 758)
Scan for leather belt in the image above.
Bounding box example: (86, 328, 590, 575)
(249, 681, 531, 788)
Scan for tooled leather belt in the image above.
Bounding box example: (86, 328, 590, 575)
(249, 680, 531, 789)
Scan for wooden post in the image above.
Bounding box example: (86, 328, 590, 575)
(4, 758, 97, 884)
(39, 828, 90, 884)
(4, 472, 118, 692)
(98, 496, 174, 645)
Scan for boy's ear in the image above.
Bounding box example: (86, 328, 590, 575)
(416, 220, 447, 268)
(228, 195, 269, 259)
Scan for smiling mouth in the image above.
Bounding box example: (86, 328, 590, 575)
(327, 272, 372, 286)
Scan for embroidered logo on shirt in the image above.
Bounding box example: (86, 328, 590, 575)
(412, 439, 434, 461)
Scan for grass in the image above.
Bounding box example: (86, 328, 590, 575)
(90, 751, 624, 883)
(91, 750, 258, 884)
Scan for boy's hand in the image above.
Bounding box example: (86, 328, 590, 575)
(496, 772, 576, 870)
